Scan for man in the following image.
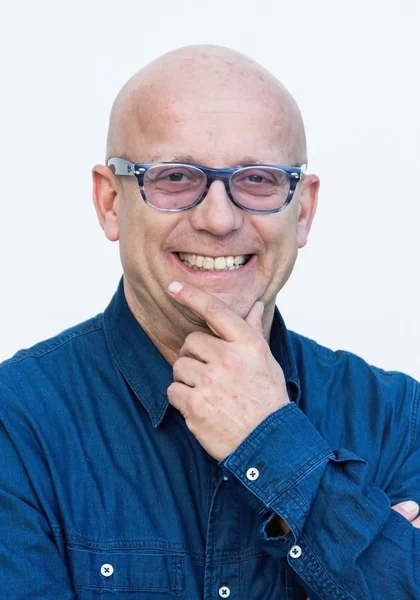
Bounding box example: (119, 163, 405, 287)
(0, 45, 419, 599)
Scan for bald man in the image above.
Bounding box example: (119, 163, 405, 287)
(0, 46, 419, 600)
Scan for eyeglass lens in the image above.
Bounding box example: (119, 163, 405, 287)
(142, 165, 291, 211)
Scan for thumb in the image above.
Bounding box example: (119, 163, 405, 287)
(245, 301, 264, 333)
(392, 500, 419, 521)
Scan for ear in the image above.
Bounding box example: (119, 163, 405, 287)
(92, 165, 120, 242)
(296, 173, 320, 249)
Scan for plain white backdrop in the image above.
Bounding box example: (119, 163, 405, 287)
(0, 0, 419, 378)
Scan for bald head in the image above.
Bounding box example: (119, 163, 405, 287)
(106, 45, 307, 167)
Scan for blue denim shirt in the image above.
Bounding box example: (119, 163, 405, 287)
(1, 278, 419, 599)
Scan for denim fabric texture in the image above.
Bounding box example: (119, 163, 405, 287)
(0, 277, 419, 599)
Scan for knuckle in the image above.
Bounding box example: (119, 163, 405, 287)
(200, 372, 214, 388)
(184, 331, 205, 348)
(221, 348, 241, 370)
(172, 357, 189, 379)
(167, 382, 178, 399)
(205, 298, 226, 315)
(183, 288, 198, 302)
(251, 335, 269, 355)
(172, 359, 181, 376)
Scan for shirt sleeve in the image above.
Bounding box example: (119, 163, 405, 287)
(0, 418, 76, 599)
(222, 393, 420, 600)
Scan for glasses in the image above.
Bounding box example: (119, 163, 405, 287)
(107, 157, 306, 214)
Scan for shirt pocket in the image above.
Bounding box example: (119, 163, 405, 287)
(67, 546, 184, 597)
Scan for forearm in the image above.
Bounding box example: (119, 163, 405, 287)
(223, 403, 420, 599)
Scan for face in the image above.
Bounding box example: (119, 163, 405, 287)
(94, 73, 319, 330)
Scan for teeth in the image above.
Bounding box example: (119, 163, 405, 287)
(203, 257, 214, 270)
(214, 257, 226, 270)
(226, 256, 234, 267)
(177, 252, 249, 271)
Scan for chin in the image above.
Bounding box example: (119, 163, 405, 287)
(210, 292, 254, 315)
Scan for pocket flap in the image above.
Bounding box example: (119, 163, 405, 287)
(67, 547, 183, 593)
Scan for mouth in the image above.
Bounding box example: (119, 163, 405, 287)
(174, 252, 253, 272)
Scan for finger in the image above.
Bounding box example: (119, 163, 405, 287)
(391, 500, 419, 522)
(173, 356, 205, 387)
(167, 381, 190, 415)
(244, 301, 264, 333)
(412, 516, 420, 529)
(168, 281, 251, 342)
(180, 331, 225, 362)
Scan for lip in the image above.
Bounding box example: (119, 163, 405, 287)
(170, 252, 258, 277)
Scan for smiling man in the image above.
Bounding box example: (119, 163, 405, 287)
(0, 45, 420, 599)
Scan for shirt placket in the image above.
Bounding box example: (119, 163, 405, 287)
(203, 469, 241, 600)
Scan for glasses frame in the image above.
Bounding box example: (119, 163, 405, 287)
(107, 157, 306, 214)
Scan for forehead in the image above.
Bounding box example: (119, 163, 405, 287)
(124, 80, 297, 166)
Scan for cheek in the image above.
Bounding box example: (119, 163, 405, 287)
(254, 213, 299, 290)
(255, 211, 299, 261)
(117, 200, 151, 278)
(118, 201, 181, 279)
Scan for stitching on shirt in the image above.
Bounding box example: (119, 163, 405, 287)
(102, 312, 162, 424)
(73, 583, 175, 591)
(408, 381, 420, 452)
(0, 316, 103, 372)
(294, 535, 355, 600)
(56, 529, 277, 565)
(228, 403, 296, 459)
(273, 453, 334, 500)
(61, 537, 286, 568)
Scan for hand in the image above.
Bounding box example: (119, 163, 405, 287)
(167, 282, 289, 461)
(392, 500, 420, 527)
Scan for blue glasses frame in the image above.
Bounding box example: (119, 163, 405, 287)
(107, 157, 306, 214)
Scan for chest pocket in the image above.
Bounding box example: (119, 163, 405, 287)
(67, 546, 184, 597)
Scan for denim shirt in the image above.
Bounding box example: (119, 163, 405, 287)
(1, 278, 419, 600)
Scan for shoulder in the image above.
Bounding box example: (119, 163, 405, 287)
(289, 330, 420, 441)
(289, 329, 418, 388)
(0, 314, 105, 411)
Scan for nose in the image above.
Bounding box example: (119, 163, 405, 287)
(189, 180, 243, 236)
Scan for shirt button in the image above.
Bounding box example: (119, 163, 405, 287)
(100, 563, 114, 577)
(223, 475, 228, 481)
(218, 585, 231, 597)
(246, 467, 260, 481)
(289, 545, 302, 559)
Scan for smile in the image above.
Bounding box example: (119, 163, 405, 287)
(176, 252, 252, 272)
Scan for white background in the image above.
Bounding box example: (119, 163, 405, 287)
(1, 0, 419, 378)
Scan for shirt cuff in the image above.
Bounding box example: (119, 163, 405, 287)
(222, 402, 333, 539)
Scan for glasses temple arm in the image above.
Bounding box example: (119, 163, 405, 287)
(107, 157, 137, 176)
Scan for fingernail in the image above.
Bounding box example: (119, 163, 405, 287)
(400, 501, 419, 513)
(168, 281, 183, 294)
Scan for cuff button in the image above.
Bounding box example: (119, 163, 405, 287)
(289, 545, 302, 559)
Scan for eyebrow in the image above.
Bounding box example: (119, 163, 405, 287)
(168, 154, 197, 164)
(153, 154, 269, 166)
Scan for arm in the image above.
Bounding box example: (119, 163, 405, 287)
(0, 418, 76, 599)
(222, 400, 420, 599)
(166, 281, 420, 600)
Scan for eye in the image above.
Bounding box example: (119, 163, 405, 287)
(144, 165, 205, 196)
(247, 174, 266, 183)
(167, 172, 189, 182)
(233, 169, 278, 188)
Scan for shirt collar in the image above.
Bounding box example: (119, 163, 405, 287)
(103, 277, 301, 427)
